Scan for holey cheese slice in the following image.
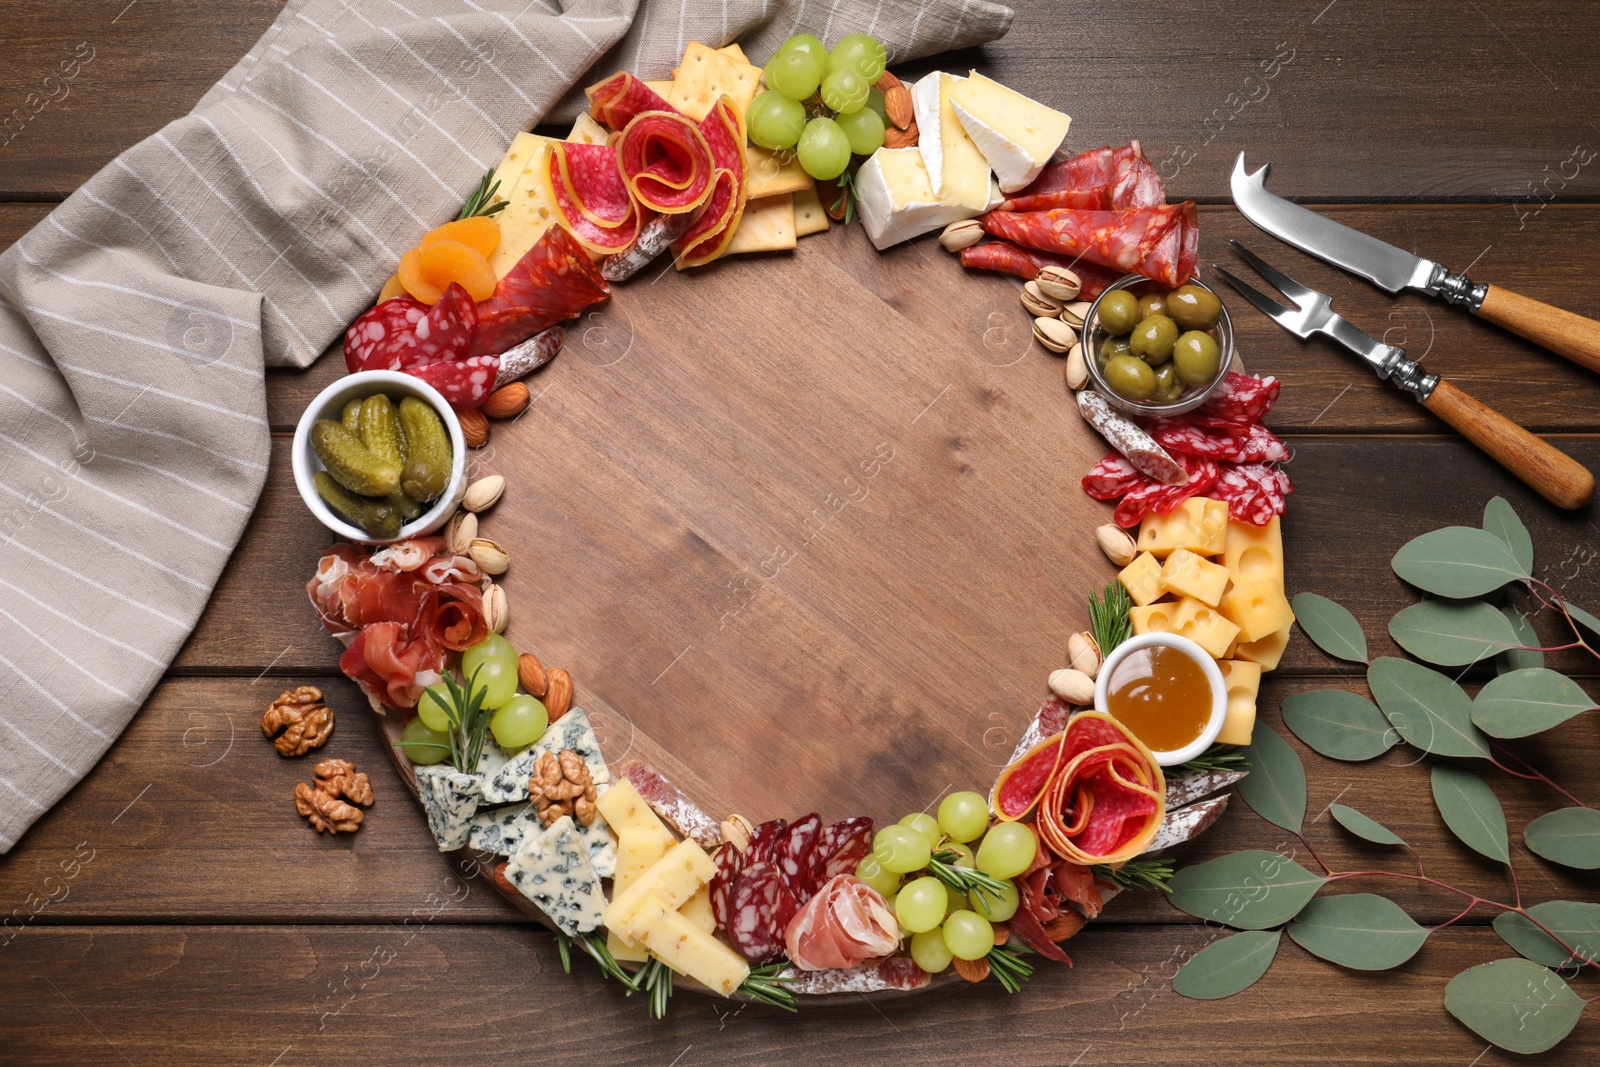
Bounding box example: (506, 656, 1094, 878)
(856, 147, 992, 250)
(950, 71, 1071, 192)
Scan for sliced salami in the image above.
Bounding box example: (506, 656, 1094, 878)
(1112, 455, 1219, 528)
(586, 72, 677, 130)
(408, 282, 477, 369)
(672, 99, 747, 267)
(814, 817, 873, 883)
(710, 841, 741, 930)
(1193, 372, 1281, 425)
(408, 354, 500, 410)
(343, 296, 427, 374)
(998, 143, 1164, 213)
(727, 861, 793, 963)
(777, 813, 822, 901)
(617, 111, 713, 214)
(1082, 453, 1144, 501)
(747, 818, 790, 868)
(1076, 390, 1187, 485)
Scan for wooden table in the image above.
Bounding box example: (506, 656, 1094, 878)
(5, 2, 1600, 1063)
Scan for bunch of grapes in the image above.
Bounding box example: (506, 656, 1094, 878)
(852, 790, 1038, 973)
(746, 32, 890, 180)
(401, 633, 549, 764)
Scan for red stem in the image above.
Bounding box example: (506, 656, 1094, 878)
(1488, 745, 1590, 810)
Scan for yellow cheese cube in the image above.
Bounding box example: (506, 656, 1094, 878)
(1137, 498, 1229, 558)
(1219, 576, 1295, 644)
(1172, 597, 1241, 660)
(1234, 625, 1291, 672)
(639, 906, 751, 996)
(1159, 549, 1231, 607)
(1224, 515, 1284, 586)
(679, 883, 716, 934)
(1118, 552, 1165, 607)
(604, 839, 716, 941)
(1130, 602, 1179, 637)
(1215, 660, 1262, 746)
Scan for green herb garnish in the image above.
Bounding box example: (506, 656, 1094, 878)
(986, 943, 1035, 993)
(422, 666, 495, 772)
(572, 931, 638, 987)
(928, 848, 1011, 909)
(630, 958, 673, 1019)
(1088, 579, 1133, 659)
(1092, 855, 1175, 893)
(458, 167, 508, 220)
(1177, 743, 1249, 775)
(737, 962, 798, 1012)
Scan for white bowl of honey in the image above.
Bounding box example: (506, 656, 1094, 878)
(1094, 633, 1227, 766)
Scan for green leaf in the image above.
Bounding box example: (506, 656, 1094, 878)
(1524, 807, 1600, 870)
(1169, 851, 1326, 930)
(1281, 689, 1397, 762)
(1172, 930, 1281, 1000)
(1235, 724, 1306, 834)
(1482, 497, 1534, 574)
(1329, 803, 1407, 847)
(1392, 525, 1530, 598)
(1288, 893, 1429, 970)
(1430, 764, 1510, 864)
(1444, 958, 1585, 1055)
(1566, 602, 1600, 639)
(1388, 599, 1523, 667)
(1291, 593, 1368, 664)
(1471, 668, 1597, 739)
(1496, 605, 1545, 675)
(1494, 901, 1600, 966)
(1368, 657, 1490, 759)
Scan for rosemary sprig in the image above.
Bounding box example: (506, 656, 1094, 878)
(737, 962, 798, 1012)
(572, 931, 639, 988)
(827, 165, 859, 226)
(1088, 579, 1133, 658)
(631, 958, 673, 1019)
(423, 666, 494, 772)
(928, 849, 1010, 909)
(1177, 743, 1250, 775)
(1092, 856, 1175, 893)
(457, 167, 508, 220)
(986, 944, 1035, 994)
(555, 930, 573, 974)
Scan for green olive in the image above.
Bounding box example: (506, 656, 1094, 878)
(1104, 354, 1157, 402)
(1151, 360, 1179, 397)
(1167, 284, 1223, 330)
(1099, 334, 1133, 366)
(1173, 330, 1222, 385)
(1096, 290, 1142, 335)
(1129, 314, 1179, 364)
(1138, 291, 1168, 320)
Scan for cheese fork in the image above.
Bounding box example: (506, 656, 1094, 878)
(1215, 241, 1595, 510)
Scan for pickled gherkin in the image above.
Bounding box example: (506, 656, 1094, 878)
(358, 395, 424, 520)
(309, 420, 401, 497)
(398, 396, 452, 503)
(340, 397, 364, 434)
(314, 471, 402, 538)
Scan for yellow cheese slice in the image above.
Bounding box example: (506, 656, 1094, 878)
(486, 131, 545, 213)
(1216, 660, 1262, 746)
(568, 112, 610, 146)
(935, 72, 992, 211)
(487, 134, 560, 277)
(793, 184, 829, 236)
(745, 145, 814, 198)
(679, 883, 716, 934)
(596, 780, 679, 962)
(638, 905, 751, 996)
(604, 839, 716, 940)
(669, 41, 760, 121)
(1159, 548, 1231, 607)
(726, 193, 797, 254)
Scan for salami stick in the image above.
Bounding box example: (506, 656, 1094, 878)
(1164, 767, 1247, 809)
(602, 208, 702, 281)
(1143, 794, 1230, 854)
(1075, 389, 1188, 486)
(493, 327, 563, 389)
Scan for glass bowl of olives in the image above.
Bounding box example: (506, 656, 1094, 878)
(1081, 274, 1234, 416)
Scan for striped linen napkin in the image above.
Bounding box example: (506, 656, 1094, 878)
(0, 0, 1013, 852)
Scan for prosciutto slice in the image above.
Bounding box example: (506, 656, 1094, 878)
(784, 875, 899, 972)
(980, 201, 1199, 288)
(998, 143, 1165, 213)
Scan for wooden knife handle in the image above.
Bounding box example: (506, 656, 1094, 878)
(1477, 285, 1600, 375)
(1422, 379, 1594, 510)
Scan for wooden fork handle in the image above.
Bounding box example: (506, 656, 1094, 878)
(1476, 285, 1600, 375)
(1422, 379, 1594, 510)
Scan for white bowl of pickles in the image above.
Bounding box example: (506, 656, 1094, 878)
(292, 370, 467, 544)
(1081, 274, 1234, 417)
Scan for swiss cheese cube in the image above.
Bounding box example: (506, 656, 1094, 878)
(1137, 498, 1229, 558)
(1119, 552, 1165, 607)
(1172, 597, 1241, 659)
(638, 905, 751, 996)
(1130, 602, 1178, 637)
(1159, 549, 1230, 606)
(1215, 660, 1262, 746)
(1224, 515, 1284, 586)
(604, 839, 716, 941)
(1233, 625, 1291, 671)
(1219, 575, 1295, 644)
(948, 71, 1071, 192)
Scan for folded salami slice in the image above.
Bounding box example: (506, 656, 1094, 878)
(998, 143, 1164, 213)
(1142, 417, 1289, 464)
(980, 201, 1198, 288)
(672, 98, 748, 267)
(1111, 453, 1220, 528)
(958, 240, 1124, 300)
(1033, 712, 1165, 866)
(586, 72, 677, 130)
(1082, 453, 1145, 501)
(617, 111, 713, 214)
(1191, 371, 1281, 425)
(468, 226, 609, 358)
(546, 144, 641, 255)
(344, 296, 428, 374)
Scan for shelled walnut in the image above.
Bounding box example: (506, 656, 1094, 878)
(261, 685, 334, 757)
(294, 757, 374, 834)
(531, 750, 597, 827)
(314, 758, 373, 807)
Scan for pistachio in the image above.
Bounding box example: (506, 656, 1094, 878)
(1036, 265, 1082, 302)
(1067, 631, 1102, 678)
(938, 219, 984, 253)
(1058, 300, 1094, 329)
(1021, 280, 1063, 317)
(469, 537, 509, 576)
(1096, 523, 1138, 567)
(1065, 342, 1089, 390)
(482, 583, 507, 634)
(463, 474, 504, 513)
(1047, 667, 1096, 706)
(1033, 315, 1076, 354)
(446, 511, 478, 555)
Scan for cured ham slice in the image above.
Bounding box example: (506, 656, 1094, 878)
(1034, 712, 1165, 866)
(616, 112, 713, 214)
(784, 875, 899, 972)
(998, 142, 1165, 213)
(980, 201, 1199, 288)
(958, 240, 1124, 300)
(340, 622, 443, 710)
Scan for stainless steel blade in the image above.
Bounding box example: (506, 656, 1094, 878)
(1231, 153, 1440, 295)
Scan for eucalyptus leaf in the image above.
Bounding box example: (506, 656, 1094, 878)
(1566, 602, 1600, 639)
(1171, 930, 1281, 1000)
(1329, 803, 1407, 847)
(1524, 807, 1600, 870)
(1291, 593, 1368, 664)
(1367, 657, 1490, 759)
(1235, 724, 1306, 834)
(1288, 893, 1429, 970)
(1169, 851, 1327, 930)
(1392, 526, 1530, 598)
(1496, 605, 1544, 675)
(1494, 901, 1600, 967)
(1281, 689, 1397, 761)
(1431, 764, 1510, 864)
(1388, 599, 1523, 667)
(1471, 668, 1597, 739)
(1482, 497, 1534, 574)
(1444, 958, 1585, 1055)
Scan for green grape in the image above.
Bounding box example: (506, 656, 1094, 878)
(763, 47, 823, 101)
(400, 716, 450, 765)
(969, 879, 1020, 921)
(942, 910, 995, 961)
(854, 854, 902, 898)
(899, 811, 940, 846)
(490, 694, 548, 749)
(796, 117, 851, 180)
(873, 824, 931, 874)
(472, 655, 519, 709)
(461, 634, 516, 681)
(943, 882, 966, 918)
(416, 681, 454, 732)
(819, 67, 869, 114)
(894, 876, 946, 934)
(828, 33, 887, 84)
(864, 87, 888, 124)
(834, 106, 884, 155)
(975, 822, 1037, 880)
(778, 33, 828, 70)
(941, 841, 976, 869)
(746, 90, 807, 151)
(909, 928, 953, 974)
(937, 791, 990, 843)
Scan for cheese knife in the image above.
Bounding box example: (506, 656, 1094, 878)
(1232, 153, 1600, 376)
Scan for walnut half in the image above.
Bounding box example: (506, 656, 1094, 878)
(531, 750, 598, 827)
(262, 686, 334, 757)
(294, 758, 374, 834)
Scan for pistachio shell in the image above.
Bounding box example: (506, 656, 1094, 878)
(938, 219, 984, 252)
(1036, 266, 1082, 302)
(1096, 523, 1137, 566)
(1047, 667, 1096, 706)
(1065, 342, 1089, 390)
(482, 584, 507, 634)
(1033, 316, 1076, 354)
(1021, 281, 1063, 317)
(1067, 631, 1102, 678)
(446, 511, 477, 555)
(1058, 300, 1094, 329)
(463, 474, 504, 513)
(468, 537, 509, 576)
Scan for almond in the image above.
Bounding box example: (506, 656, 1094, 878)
(1047, 667, 1095, 706)
(459, 407, 489, 448)
(518, 652, 549, 698)
(883, 84, 914, 130)
(952, 955, 991, 983)
(873, 70, 904, 92)
(819, 178, 846, 221)
(482, 382, 530, 420)
(544, 668, 573, 721)
(883, 117, 919, 149)
(992, 921, 1011, 946)
(1042, 911, 1088, 941)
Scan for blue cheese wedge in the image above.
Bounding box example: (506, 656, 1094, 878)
(950, 71, 1072, 192)
(468, 797, 617, 878)
(414, 765, 483, 851)
(481, 707, 610, 804)
(504, 814, 607, 937)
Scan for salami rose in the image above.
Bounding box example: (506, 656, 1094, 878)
(672, 99, 748, 267)
(586, 72, 677, 130)
(617, 111, 713, 214)
(546, 145, 641, 255)
(1034, 712, 1165, 866)
(991, 731, 1068, 821)
(980, 201, 1199, 288)
(784, 875, 900, 972)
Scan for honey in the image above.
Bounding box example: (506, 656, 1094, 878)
(1104, 644, 1215, 753)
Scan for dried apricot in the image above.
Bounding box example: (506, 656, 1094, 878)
(397, 247, 443, 304)
(421, 216, 500, 259)
(377, 273, 406, 302)
(418, 240, 497, 302)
